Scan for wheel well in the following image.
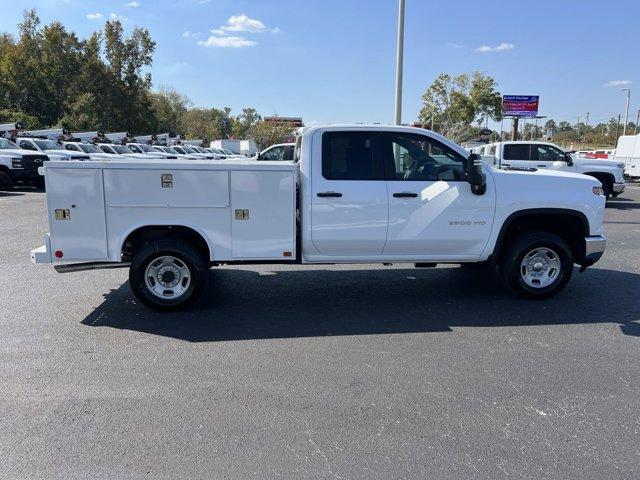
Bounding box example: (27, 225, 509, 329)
(493, 211, 588, 264)
(121, 226, 211, 262)
(0, 165, 9, 172)
(584, 172, 614, 188)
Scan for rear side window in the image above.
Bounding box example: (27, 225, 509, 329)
(503, 144, 531, 160)
(489, 146, 496, 155)
(322, 132, 384, 180)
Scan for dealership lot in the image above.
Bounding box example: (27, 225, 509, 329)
(1, 185, 639, 479)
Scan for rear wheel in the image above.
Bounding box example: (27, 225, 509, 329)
(498, 231, 573, 299)
(129, 239, 208, 311)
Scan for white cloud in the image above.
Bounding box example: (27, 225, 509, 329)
(196, 14, 277, 49)
(198, 35, 257, 48)
(182, 31, 201, 38)
(86, 13, 103, 19)
(603, 80, 632, 87)
(124, 1, 140, 7)
(446, 42, 464, 48)
(109, 13, 127, 20)
(476, 42, 514, 52)
(198, 0, 212, 3)
(214, 14, 278, 34)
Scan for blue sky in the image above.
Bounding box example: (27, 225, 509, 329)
(0, 0, 638, 129)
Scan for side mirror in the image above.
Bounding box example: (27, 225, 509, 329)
(466, 153, 486, 195)
(564, 152, 574, 167)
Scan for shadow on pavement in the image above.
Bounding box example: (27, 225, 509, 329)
(81, 266, 640, 342)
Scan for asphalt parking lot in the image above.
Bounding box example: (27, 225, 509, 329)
(1, 184, 639, 479)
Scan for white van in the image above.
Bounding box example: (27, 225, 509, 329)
(613, 134, 640, 178)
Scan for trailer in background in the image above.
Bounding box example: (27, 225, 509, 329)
(614, 134, 640, 178)
(210, 139, 257, 157)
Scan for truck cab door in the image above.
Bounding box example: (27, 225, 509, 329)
(531, 144, 573, 172)
(375, 132, 495, 259)
(310, 131, 389, 256)
(501, 143, 532, 169)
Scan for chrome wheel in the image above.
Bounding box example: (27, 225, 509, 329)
(519, 247, 561, 289)
(144, 255, 191, 300)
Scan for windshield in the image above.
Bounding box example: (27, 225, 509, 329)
(34, 140, 60, 150)
(137, 144, 156, 152)
(223, 149, 234, 155)
(113, 145, 133, 154)
(182, 146, 198, 153)
(79, 143, 102, 153)
(0, 138, 18, 150)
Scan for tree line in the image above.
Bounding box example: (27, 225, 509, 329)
(0, 10, 290, 148)
(418, 72, 636, 148)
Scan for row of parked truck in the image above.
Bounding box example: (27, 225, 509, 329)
(0, 129, 252, 189)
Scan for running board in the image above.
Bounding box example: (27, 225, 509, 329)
(54, 262, 130, 273)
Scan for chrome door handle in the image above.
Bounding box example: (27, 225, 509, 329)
(393, 192, 418, 198)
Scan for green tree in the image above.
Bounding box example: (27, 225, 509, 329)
(247, 121, 295, 150)
(418, 72, 501, 142)
(232, 107, 262, 138)
(151, 86, 191, 134)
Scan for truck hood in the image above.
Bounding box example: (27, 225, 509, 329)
(0, 148, 45, 157)
(489, 164, 599, 185)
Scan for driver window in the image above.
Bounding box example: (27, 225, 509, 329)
(262, 146, 284, 161)
(129, 145, 141, 153)
(534, 145, 564, 162)
(374, 132, 466, 181)
(20, 140, 36, 150)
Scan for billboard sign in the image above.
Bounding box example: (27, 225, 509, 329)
(502, 95, 539, 117)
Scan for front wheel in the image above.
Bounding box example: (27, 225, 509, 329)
(498, 231, 573, 299)
(0, 171, 13, 191)
(129, 239, 208, 311)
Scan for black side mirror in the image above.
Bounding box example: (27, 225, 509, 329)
(564, 152, 574, 167)
(467, 153, 486, 195)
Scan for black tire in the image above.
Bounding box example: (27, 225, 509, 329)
(498, 230, 573, 299)
(129, 239, 208, 311)
(601, 180, 612, 200)
(0, 171, 13, 191)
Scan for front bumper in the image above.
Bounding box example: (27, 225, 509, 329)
(583, 235, 607, 266)
(613, 182, 625, 194)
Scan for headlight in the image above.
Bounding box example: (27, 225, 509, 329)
(11, 158, 22, 168)
(592, 186, 603, 196)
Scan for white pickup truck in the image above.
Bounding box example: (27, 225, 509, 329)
(0, 138, 48, 189)
(31, 125, 607, 310)
(475, 141, 625, 198)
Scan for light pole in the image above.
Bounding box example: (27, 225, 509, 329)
(394, 0, 405, 125)
(620, 88, 631, 135)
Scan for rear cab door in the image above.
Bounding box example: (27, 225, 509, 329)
(309, 130, 389, 256)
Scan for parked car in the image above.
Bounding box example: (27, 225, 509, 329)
(32, 124, 607, 310)
(256, 143, 295, 162)
(125, 142, 178, 160)
(152, 146, 207, 160)
(16, 137, 90, 161)
(476, 141, 625, 198)
(0, 137, 48, 189)
(95, 143, 157, 160)
(59, 141, 117, 160)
